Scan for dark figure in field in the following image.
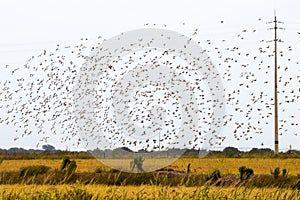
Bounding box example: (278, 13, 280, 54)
(187, 163, 191, 173)
(130, 157, 145, 173)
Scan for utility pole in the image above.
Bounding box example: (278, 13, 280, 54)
(268, 12, 284, 154)
(274, 15, 279, 154)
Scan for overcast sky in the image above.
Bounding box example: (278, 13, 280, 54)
(0, 0, 300, 151)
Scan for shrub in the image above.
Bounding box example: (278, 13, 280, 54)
(61, 158, 77, 174)
(210, 169, 221, 180)
(67, 161, 77, 174)
(239, 166, 254, 181)
(0, 158, 2, 165)
(19, 165, 51, 177)
(271, 167, 281, 178)
(282, 169, 288, 177)
(61, 158, 71, 170)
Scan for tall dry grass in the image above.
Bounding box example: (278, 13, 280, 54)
(0, 158, 299, 175)
(0, 184, 299, 200)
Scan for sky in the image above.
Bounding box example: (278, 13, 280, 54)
(0, 0, 300, 151)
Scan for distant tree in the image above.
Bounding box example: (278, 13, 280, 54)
(249, 148, 272, 154)
(8, 147, 26, 153)
(120, 147, 133, 152)
(223, 146, 240, 157)
(223, 147, 240, 154)
(42, 144, 55, 151)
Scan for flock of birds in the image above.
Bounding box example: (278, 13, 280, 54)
(0, 18, 299, 151)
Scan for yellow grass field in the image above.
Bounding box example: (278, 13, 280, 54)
(0, 158, 299, 175)
(0, 184, 299, 199)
